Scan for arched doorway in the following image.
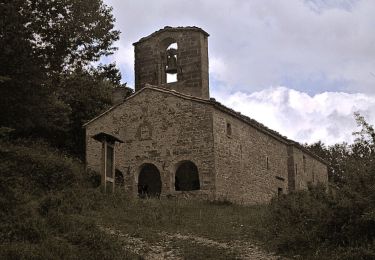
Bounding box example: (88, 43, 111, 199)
(175, 161, 200, 191)
(138, 163, 162, 197)
(115, 169, 124, 187)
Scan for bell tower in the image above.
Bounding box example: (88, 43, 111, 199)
(133, 26, 209, 99)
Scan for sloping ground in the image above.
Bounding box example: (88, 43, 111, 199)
(0, 139, 285, 259)
(0, 140, 138, 259)
(88, 195, 288, 259)
(100, 225, 283, 260)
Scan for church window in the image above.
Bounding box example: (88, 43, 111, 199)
(266, 156, 270, 170)
(226, 122, 232, 136)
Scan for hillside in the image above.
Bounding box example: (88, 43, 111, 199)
(0, 139, 280, 259)
(2, 136, 375, 259)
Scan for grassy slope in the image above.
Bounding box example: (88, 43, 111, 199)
(0, 139, 274, 259)
(88, 195, 271, 259)
(3, 139, 368, 260)
(0, 140, 138, 259)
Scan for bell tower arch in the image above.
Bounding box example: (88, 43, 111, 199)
(133, 26, 209, 99)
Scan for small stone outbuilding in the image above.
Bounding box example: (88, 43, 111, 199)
(84, 26, 328, 204)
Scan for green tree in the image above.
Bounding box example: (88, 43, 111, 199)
(270, 113, 375, 258)
(0, 0, 121, 153)
(58, 68, 115, 156)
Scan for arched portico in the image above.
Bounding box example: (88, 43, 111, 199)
(138, 163, 162, 197)
(175, 161, 200, 191)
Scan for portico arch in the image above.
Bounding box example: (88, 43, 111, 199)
(138, 163, 162, 197)
(175, 161, 200, 191)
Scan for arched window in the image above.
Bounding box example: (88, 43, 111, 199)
(138, 163, 162, 198)
(175, 161, 200, 191)
(165, 42, 178, 83)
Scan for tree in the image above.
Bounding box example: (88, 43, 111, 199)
(3, 0, 119, 75)
(58, 68, 114, 156)
(0, 0, 120, 152)
(270, 114, 375, 258)
(305, 141, 350, 184)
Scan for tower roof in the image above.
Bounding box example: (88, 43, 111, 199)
(133, 26, 209, 46)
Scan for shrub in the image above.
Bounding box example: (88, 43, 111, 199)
(267, 184, 333, 254)
(0, 139, 83, 195)
(266, 184, 375, 259)
(0, 139, 137, 258)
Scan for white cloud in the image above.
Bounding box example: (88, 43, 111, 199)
(104, 0, 375, 94)
(212, 86, 375, 145)
(102, 0, 375, 144)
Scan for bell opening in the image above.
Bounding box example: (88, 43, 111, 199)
(166, 42, 178, 83)
(167, 73, 177, 83)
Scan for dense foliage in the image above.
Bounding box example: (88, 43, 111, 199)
(0, 0, 121, 157)
(0, 139, 137, 259)
(268, 114, 375, 259)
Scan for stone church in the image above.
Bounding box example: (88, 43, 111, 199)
(84, 26, 328, 204)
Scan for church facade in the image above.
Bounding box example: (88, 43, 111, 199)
(84, 26, 328, 204)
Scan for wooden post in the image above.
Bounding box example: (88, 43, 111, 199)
(103, 140, 107, 192)
(112, 143, 116, 192)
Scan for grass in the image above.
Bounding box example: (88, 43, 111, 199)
(168, 239, 239, 259)
(90, 193, 270, 245)
(0, 138, 273, 259)
(5, 138, 373, 259)
(0, 139, 139, 259)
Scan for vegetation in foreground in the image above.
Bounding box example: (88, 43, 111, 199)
(1, 1, 375, 259)
(1, 115, 375, 259)
(0, 138, 269, 259)
(0, 139, 139, 259)
(267, 114, 375, 260)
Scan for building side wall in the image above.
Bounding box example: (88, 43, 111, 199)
(212, 110, 290, 204)
(86, 89, 215, 198)
(289, 146, 329, 190)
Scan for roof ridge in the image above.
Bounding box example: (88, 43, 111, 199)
(133, 26, 209, 45)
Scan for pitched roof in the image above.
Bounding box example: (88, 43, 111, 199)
(83, 85, 327, 164)
(133, 26, 209, 45)
(92, 132, 124, 143)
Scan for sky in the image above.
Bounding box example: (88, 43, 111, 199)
(102, 0, 375, 145)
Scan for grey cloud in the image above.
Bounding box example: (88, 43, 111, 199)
(104, 0, 375, 94)
(212, 86, 375, 145)
(103, 0, 375, 144)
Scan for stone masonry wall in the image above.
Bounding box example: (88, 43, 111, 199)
(212, 109, 290, 204)
(288, 146, 328, 191)
(86, 88, 215, 198)
(134, 27, 209, 99)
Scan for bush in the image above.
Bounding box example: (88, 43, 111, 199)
(0, 139, 138, 259)
(267, 184, 333, 254)
(266, 184, 375, 259)
(0, 139, 83, 195)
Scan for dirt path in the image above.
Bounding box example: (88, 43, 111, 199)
(100, 226, 284, 259)
(100, 226, 181, 260)
(163, 232, 282, 260)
